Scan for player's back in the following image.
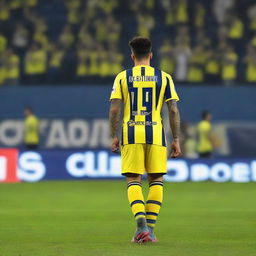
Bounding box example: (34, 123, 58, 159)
(110, 65, 179, 147)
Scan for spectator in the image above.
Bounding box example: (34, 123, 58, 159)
(99, 45, 110, 77)
(244, 45, 256, 83)
(187, 44, 206, 83)
(5, 48, 20, 85)
(98, 0, 118, 14)
(221, 45, 238, 85)
(0, 1, 10, 22)
(158, 39, 175, 74)
(59, 25, 75, 50)
(66, 0, 81, 25)
(174, 39, 191, 82)
(108, 48, 123, 75)
(33, 18, 49, 49)
(78, 23, 93, 48)
(226, 12, 244, 51)
(163, 1, 175, 27)
(0, 33, 7, 52)
(205, 49, 220, 83)
(24, 0, 38, 8)
(106, 16, 121, 46)
(175, 25, 190, 47)
(247, 4, 256, 34)
(0, 51, 7, 85)
(94, 18, 108, 43)
(84, 0, 99, 21)
(194, 28, 211, 49)
(194, 3, 206, 28)
(12, 23, 30, 54)
(145, 0, 154, 10)
(24, 43, 47, 84)
(175, 0, 188, 24)
(137, 12, 155, 38)
(213, 0, 234, 24)
(48, 43, 65, 83)
(76, 43, 89, 79)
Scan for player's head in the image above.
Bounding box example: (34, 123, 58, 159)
(24, 106, 33, 117)
(129, 36, 152, 62)
(202, 110, 212, 121)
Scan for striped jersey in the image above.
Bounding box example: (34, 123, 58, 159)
(110, 65, 179, 147)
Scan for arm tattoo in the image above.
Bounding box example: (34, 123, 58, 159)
(167, 100, 180, 140)
(109, 99, 122, 139)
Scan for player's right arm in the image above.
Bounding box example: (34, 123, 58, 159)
(109, 72, 124, 153)
(165, 74, 181, 158)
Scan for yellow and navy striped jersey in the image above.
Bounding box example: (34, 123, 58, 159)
(110, 65, 179, 147)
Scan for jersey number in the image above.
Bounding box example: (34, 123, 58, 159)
(129, 87, 152, 116)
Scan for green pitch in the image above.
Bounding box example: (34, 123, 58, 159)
(0, 181, 255, 256)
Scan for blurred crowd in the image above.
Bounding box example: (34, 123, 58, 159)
(0, 0, 256, 86)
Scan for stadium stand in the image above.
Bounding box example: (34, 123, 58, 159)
(0, 0, 256, 85)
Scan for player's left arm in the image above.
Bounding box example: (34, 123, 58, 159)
(165, 74, 181, 158)
(109, 99, 122, 153)
(167, 100, 181, 158)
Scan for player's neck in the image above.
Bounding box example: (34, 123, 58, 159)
(134, 59, 150, 67)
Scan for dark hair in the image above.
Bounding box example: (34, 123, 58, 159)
(202, 110, 210, 119)
(24, 106, 33, 113)
(129, 36, 152, 59)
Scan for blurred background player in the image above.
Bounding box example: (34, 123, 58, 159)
(197, 110, 213, 158)
(109, 36, 181, 243)
(24, 106, 39, 150)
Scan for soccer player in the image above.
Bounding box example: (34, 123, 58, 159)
(24, 106, 40, 150)
(109, 36, 181, 243)
(197, 110, 213, 158)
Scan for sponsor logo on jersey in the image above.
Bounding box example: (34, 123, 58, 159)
(127, 121, 157, 126)
(129, 76, 158, 82)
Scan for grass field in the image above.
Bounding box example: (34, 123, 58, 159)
(0, 181, 255, 256)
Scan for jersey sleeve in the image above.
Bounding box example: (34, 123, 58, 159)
(110, 72, 124, 100)
(164, 74, 179, 102)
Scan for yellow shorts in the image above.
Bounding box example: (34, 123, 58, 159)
(121, 144, 167, 175)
